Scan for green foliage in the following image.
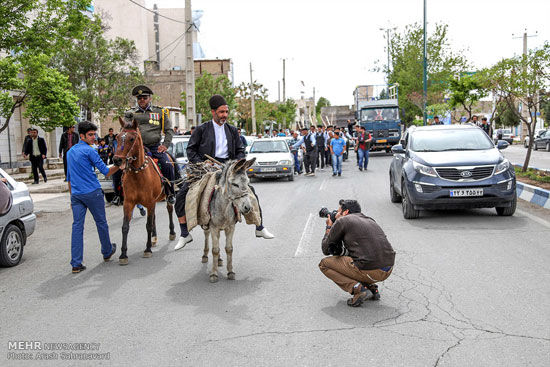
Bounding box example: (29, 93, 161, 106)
(493, 101, 519, 128)
(386, 23, 468, 124)
(53, 15, 144, 120)
(181, 72, 236, 122)
(514, 167, 550, 183)
(235, 81, 271, 132)
(269, 99, 297, 128)
(447, 73, 487, 122)
(315, 97, 330, 115)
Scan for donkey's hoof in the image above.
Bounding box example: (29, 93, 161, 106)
(151, 236, 158, 247)
(227, 272, 235, 280)
(209, 274, 218, 283)
(169, 234, 176, 241)
(218, 258, 223, 267)
(142, 251, 152, 258)
(201, 256, 208, 263)
(119, 258, 129, 265)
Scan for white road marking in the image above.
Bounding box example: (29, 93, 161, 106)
(319, 178, 328, 191)
(294, 213, 314, 257)
(516, 209, 550, 229)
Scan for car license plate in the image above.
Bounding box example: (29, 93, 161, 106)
(261, 167, 276, 172)
(450, 189, 483, 197)
(377, 139, 387, 143)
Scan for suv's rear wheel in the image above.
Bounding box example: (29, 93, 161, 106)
(0, 224, 24, 267)
(401, 181, 420, 219)
(546, 143, 550, 152)
(389, 173, 401, 203)
(496, 194, 517, 216)
(534, 143, 538, 150)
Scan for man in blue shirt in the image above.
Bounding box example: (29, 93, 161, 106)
(67, 121, 120, 273)
(330, 132, 346, 176)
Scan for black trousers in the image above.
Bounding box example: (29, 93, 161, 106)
(304, 148, 318, 173)
(63, 153, 68, 178)
(325, 149, 331, 166)
(29, 155, 46, 183)
(317, 147, 326, 168)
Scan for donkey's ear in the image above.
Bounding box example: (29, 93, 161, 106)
(118, 117, 125, 128)
(243, 157, 256, 170)
(233, 158, 246, 172)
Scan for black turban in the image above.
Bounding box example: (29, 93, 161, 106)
(209, 94, 227, 110)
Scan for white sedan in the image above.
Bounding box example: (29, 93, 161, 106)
(246, 138, 295, 181)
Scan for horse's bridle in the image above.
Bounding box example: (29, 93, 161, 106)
(114, 129, 149, 173)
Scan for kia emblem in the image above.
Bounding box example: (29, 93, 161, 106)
(460, 170, 473, 178)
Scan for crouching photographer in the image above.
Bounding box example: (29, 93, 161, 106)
(319, 200, 395, 307)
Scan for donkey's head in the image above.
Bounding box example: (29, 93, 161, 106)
(225, 158, 256, 214)
(113, 116, 142, 169)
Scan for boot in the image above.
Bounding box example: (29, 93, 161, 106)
(365, 283, 380, 300)
(164, 181, 176, 205)
(347, 284, 368, 307)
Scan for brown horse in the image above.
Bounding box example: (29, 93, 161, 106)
(112, 117, 176, 265)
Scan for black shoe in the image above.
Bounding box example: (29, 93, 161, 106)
(139, 207, 146, 217)
(167, 195, 176, 205)
(365, 283, 380, 300)
(111, 196, 121, 206)
(103, 244, 117, 261)
(32, 181, 38, 185)
(332, 173, 336, 176)
(44, 177, 47, 183)
(338, 173, 341, 176)
(72, 264, 86, 273)
(359, 167, 363, 171)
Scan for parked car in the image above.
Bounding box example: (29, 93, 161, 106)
(246, 138, 295, 181)
(167, 135, 190, 173)
(533, 130, 550, 152)
(0, 168, 36, 267)
(389, 125, 516, 219)
(523, 129, 547, 148)
(493, 129, 515, 144)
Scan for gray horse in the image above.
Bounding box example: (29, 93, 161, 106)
(202, 158, 256, 283)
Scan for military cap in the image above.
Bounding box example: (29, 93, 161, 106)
(132, 85, 154, 97)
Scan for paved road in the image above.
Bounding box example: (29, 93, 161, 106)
(503, 144, 550, 170)
(2, 154, 549, 366)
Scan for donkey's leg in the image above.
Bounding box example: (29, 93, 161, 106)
(151, 211, 158, 246)
(225, 225, 236, 280)
(143, 207, 154, 258)
(119, 203, 133, 265)
(202, 228, 210, 263)
(209, 229, 220, 283)
(167, 203, 176, 241)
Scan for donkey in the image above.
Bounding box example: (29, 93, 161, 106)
(202, 158, 256, 283)
(113, 117, 176, 265)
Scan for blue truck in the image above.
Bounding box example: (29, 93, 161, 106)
(353, 85, 402, 152)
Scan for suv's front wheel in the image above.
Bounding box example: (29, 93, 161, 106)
(496, 194, 517, 216)
(401, 181, 420, 219)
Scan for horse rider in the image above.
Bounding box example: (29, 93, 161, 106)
(125, 85, 176, 205)
(173, 94, 275, 251)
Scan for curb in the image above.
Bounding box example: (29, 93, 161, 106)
(517, 181, 550, 209)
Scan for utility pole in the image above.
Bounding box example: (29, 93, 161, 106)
(278, 81, 281, 103)
(184, 0, 196, 130)
(312, 87, 316, 124)
(282, 59, 286, 102)
(513, 29, 538, 134)
(422, 0, 428, 126)
(250, 62, 256, 135)
(153, 4, 160, 67)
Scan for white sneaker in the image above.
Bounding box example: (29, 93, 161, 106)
(255, 228, 275, 239)
(174, 234, 193, 250)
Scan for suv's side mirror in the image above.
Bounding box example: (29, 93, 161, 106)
(497, 140, 509, 150)
(391, 144, 405, 154)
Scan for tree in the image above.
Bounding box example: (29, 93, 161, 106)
(494, 42, 550, 171)
(447, 73, 488, 122)
(53, 15, 144, 121)
(181, 72, 236, 124)
(385, 23, 468, 125)
(493, 101, 519, 128)
(234, 81, 272, 133)
(0, 1, 90, 133)
(315, 96, 330, 122)
(269, 99, 297, 129)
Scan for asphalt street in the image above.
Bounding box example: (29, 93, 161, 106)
(503, 144, 550, 170)
(1, 153, 549, 366)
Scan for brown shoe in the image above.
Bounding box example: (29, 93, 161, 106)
(347, 285, 368, 307)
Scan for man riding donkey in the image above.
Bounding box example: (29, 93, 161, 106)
(173, 94, 275, 251)
(112, 85, 177, 206)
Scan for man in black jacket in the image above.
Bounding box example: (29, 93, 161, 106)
(174, 95, 274, 250)
(23, 128, 48, 184)
(59, 125, 79, 181)
(319, 200, 395, 307)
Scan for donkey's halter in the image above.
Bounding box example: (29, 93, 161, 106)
(114, 129, 149, 173)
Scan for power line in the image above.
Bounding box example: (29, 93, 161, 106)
(145, 31, 186, 60)
(160, 33, 186, 64)
(127, 0, 185, 24)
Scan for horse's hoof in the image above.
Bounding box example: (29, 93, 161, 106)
(201, 256, 208, 263)
(151, 237, 158, 247)
(169, 234, 176, 241)
(142, 252, 152, 258)
(119, 258, 128, 265)
(227, 272, 235, 280)
(209, 274, 218, 283)
(218, 258, 223, 267)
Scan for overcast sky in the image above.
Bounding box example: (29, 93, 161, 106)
(145, 0, 549, 106)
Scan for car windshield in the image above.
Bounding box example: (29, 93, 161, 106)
(361, 107, 399, 122)
(250, 140, 289, 153)
(410, 129, 494, 152)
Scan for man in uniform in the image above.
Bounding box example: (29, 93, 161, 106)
(126, 85, 176, 204)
